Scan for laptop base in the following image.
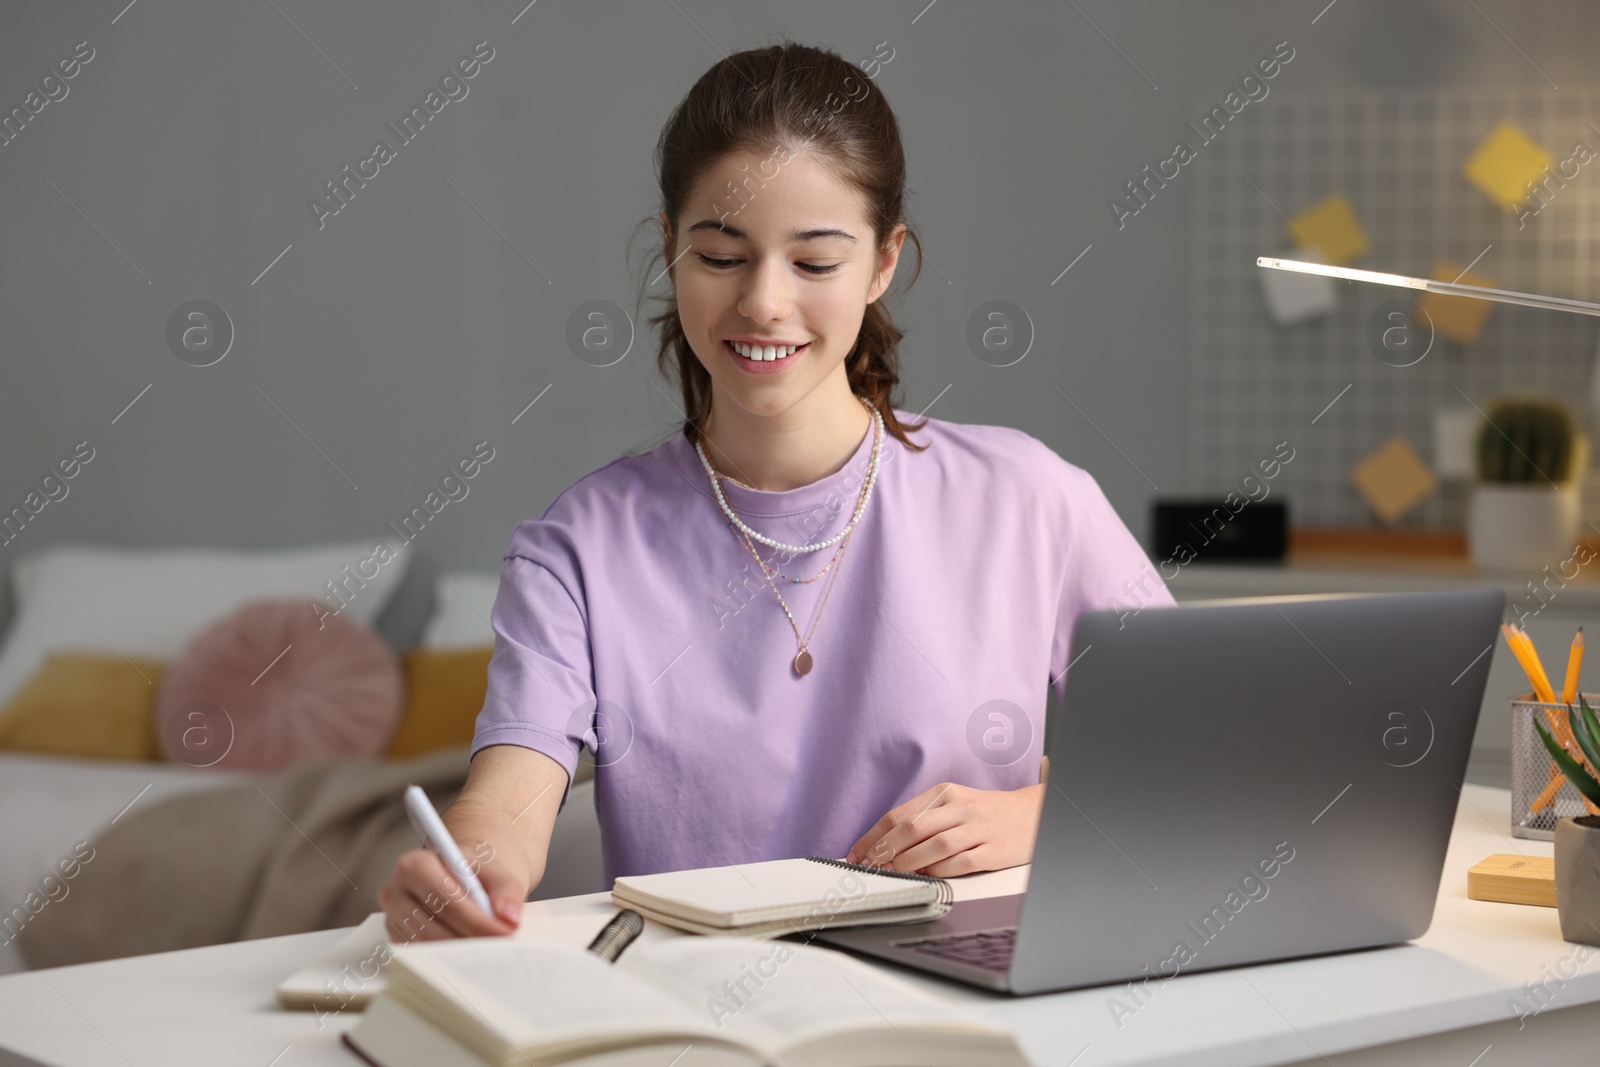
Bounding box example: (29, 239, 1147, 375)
(808, 894, 1024, 992)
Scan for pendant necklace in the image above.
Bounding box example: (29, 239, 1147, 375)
(694, 397, 884, 676)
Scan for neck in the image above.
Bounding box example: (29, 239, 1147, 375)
(697, 390, 874, 493)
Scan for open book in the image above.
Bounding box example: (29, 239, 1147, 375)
(344, 934, 1028, 1067)
(610, 856, 953, 938)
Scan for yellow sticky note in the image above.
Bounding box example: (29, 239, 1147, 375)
(1417, 259, 1497, 344)
(1463, 120, 1552, 212)
(1287, 193, 1368, 266)
(1350, 436, 1439, 524)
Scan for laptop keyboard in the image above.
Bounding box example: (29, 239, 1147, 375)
(894, 927, 1016, 972)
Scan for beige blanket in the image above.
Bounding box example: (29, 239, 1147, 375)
(17, 745, 473, 969)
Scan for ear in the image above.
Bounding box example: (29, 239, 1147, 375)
(659, 211, 677, 281)
(867, 224, 908, 305)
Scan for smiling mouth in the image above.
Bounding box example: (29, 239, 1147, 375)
(726, 339, 809, 362)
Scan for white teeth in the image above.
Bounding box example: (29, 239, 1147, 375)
(730, 341, 801, 361)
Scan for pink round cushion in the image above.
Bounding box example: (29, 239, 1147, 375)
(156, 599, 402, 771)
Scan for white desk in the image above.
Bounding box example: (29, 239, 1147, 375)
(2, 784, 1599, 1067)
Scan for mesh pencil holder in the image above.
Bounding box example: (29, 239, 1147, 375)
(1511, 693, 1600, 840)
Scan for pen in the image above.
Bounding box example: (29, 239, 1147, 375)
(403, 783, 494, 918)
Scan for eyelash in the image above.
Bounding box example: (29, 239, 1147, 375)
(696, 254, 840, 276)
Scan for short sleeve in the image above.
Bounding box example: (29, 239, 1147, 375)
(1050, 463, 1174, 702)
(470, 527, 595, 812)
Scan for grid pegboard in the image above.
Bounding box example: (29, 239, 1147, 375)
(1187, 86, 1600, 529)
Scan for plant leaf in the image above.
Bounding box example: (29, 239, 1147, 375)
(1534, 717, 1600, 807)
(1578, 695, 1600, 770)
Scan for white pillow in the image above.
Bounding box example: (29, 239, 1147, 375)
(421, 571, 501, 648)
(0, 539, 411, 711)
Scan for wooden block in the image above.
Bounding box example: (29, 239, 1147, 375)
(1463, 120, 1553, 212)
(1417, 259, 1497, 344)
(1467, 853, 1556, 907)
(1287, 193, 1368, 266)
(1349, 436, 1439, 524)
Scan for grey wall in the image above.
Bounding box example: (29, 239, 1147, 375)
(2, 0, 1598, 635)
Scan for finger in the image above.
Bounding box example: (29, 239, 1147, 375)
(918, 843, 990, 879)
(401, 851, 511, 938)
(436, 875, 516, 936)
(875, 812, 968, 873)
(861, 805, 963, 871)
(386, 885, 459, 942)
(476, 866, 527, 928)
(379, 862, 454, 942)
(846, 785, 955, 863)
(845, 815, 897, 867)
(430, 852, 521, 935)
(485, 886, 525, 928)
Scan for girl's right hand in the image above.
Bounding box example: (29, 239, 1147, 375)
(378, 808, 540, 942)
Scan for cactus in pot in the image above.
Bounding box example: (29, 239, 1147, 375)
(1475, 394, 1581, 485)
(1467, 393, 1588, 571)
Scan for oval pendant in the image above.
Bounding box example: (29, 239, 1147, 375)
(794, 649, 813, 676)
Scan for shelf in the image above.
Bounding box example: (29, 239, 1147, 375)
(1166, 526, 1600, 609)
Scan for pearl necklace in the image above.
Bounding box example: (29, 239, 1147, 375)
(693, 395, 884, 555)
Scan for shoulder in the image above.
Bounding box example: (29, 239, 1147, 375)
(505, 430, 680, 561)
(904, 411, 1099, 497)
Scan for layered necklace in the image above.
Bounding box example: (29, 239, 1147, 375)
(694, 395, 885, 677)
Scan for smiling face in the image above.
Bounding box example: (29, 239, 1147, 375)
(662, 147, 905, 423)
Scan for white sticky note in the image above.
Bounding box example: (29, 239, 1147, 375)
(1259, 250, 1337, 324)
(1432, 408, 1481, 480)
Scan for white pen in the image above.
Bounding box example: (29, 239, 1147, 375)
(403, 784, 494, 918)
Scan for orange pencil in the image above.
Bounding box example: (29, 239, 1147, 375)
(1533, 627, 1600, 814)
(1562, 628, 1585, 705)
(1505, 623, 1566, 810)
(1501, 624, 1532, 697)
(1503, 625, 1556, 703)
(1516, 626, 1559, 704)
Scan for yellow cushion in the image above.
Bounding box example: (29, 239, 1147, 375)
(387, 646, 494, 759)
(0, 651, 167, 760)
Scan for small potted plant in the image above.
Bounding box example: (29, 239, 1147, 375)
(1469, 394, 1587, 571)
(1532, 695, 1600, 946)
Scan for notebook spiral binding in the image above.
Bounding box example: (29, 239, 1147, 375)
(586, 909, 645, 963)
(804, 856, 955, 908)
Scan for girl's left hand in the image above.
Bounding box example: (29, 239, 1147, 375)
(843, 782, 1046, 877)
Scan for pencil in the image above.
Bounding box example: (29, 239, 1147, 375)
(1532, 626, 1599, 815)
(1562, 628, 1585, 706)
(1501, 625, 1573, 811)
(1503, 625, 1556, 703)
(1514, 626, 1559, 704)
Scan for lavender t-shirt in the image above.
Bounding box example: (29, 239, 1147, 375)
(470, 409, 1174, 884)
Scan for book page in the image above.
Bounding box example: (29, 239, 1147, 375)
(276, 912, 391, 1009)
(622, 938, 1003, 1052)
(390, 939, 735, 1059)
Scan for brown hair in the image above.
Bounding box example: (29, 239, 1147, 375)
(631, 38, 929, 457)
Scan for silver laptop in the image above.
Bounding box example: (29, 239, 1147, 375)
(812, 589, 1505, 995)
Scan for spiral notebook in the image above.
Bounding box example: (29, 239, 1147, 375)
(610, 856, 954, 939)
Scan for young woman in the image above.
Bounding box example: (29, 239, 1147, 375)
(379, 40, 1172, 941)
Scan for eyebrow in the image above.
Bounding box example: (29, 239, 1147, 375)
(685, 219, 857, 244)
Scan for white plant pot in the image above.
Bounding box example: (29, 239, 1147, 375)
(1468, 482, 1581, 572)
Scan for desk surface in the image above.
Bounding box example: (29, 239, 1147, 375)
(1, 784, 1597, 1067)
